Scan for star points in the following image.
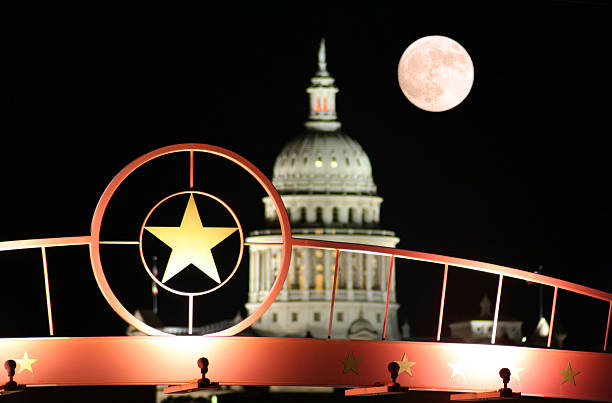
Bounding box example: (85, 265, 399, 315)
(145, 194, 237, 284)
(395, 353, 416, 376)
(510, 366, 524, 382)
(15, 352, 37, 374)
(448, 360, 466, 381)
(341, 351, 362, 374)
(559, 362, 580, 385)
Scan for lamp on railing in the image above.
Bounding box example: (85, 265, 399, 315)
(0, 360, 25, 395)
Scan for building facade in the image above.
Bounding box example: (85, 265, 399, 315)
(448, 295, 523, 344)
(245, 40, 401, 340)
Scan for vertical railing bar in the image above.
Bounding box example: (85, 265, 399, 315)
(382, 255, 395, 340)
(189, 150, 194, 189)
(604, 301, 611, 352)
(188, 295, 194, 335)
(436, 264, 449, 341)
(327, 249, 341, 339)
(547, 286, 558, 348)
(491, 274, 503, 344)
(41, 247, 54, 336)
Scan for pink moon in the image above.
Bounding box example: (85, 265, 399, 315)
(398, 35, 474, 112)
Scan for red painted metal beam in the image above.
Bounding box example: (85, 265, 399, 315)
(0, 337, 610, 402)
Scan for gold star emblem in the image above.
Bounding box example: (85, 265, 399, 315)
(559, 362, 580, 385)
(15, 352, 38, 374)
(448, 360, 466, 380)
(341, 351, 362, 374)
(145, 194, 238, 284)
(395, 353, 416, 376)
(510, 366, 524, 382)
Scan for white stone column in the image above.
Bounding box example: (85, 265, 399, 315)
(302, 249, 310, 300)
(249, 249, 256, 300)
(365, 254, 373, 301)
(356, 254, 364, 290)
(379, 255, 385, 291)
(347, 252, 354, 300)
(265, 248, 272, 291)
(289, 247, 296, 291)
(390, 256, 397, 303)
(382, 256, 390, 293)
(324, 249, 332, 298)
(253, 250, 259, 300)
(279, 248, 288, 300)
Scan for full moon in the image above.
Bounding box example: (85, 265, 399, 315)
(398, 35, 474, 112)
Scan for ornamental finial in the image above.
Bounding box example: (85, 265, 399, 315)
(317, 38, 329, 77)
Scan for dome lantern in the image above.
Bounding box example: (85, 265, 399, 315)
(305, 38, 341, 132)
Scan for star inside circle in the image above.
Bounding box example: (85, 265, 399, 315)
(145, 194, 238, 286)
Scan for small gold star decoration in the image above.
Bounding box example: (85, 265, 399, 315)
(341, 351, 362, 374)
(15, 352, 38, 374)
(559, 362, 580, 385)
(510, 366, 524, 382)
(395, 353, 416, 376)
(145, 194, 238, 284)
(448, 360, 466, 380)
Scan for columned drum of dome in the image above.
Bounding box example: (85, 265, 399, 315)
(245, 40, 401, 339)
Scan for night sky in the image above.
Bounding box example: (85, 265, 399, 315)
(2, 2, 610, 351)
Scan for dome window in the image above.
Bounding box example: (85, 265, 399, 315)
(315, 157, 323, 168)
(304, 157, 308, 165)
(346, 157, 350, 166)
(331, 157, 338, 168)
(290, 158, 295, 166)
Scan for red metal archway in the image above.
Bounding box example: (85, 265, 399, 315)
(1, 144, 610, 401)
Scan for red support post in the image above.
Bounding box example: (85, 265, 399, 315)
(548, 287, 558, 348)
(604, 301, 611, 352)
(382, 256, 395, 340)
(491, 274, 503, 344)
(189, 150, 194, 189)
(437, 264, 449, 341)
(327, 250, 341, 339)
(41, 247, 54, 336)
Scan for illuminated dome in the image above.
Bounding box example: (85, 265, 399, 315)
(272, 131, 377, 195)
(247, 39, 400, 341)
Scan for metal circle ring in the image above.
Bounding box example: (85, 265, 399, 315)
(138, 190, 245, 297)
(89, 144, 292, 336)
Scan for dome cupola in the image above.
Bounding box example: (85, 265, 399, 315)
(272, 131, 377, 195)
(272, 39, 377, 195)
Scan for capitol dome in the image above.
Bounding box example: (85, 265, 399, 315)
(272, 131, 377, 195)
(246, 39, 401, 341)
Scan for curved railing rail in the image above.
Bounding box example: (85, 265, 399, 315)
(290, 237, 612, 351)
(2, 234, 609, 352)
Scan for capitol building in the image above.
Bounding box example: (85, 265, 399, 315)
(245, 40, 401, 340)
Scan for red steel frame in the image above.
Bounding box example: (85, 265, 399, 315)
(1, 144, 611, 401)
(437, 264, 449, 341)
(327, 250, 341, 339)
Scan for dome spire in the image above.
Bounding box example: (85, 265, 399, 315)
(305, 38, 341, 131)
(317, 38, 330, 77)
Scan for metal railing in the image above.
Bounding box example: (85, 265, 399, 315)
(290, 237, 612, 350)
